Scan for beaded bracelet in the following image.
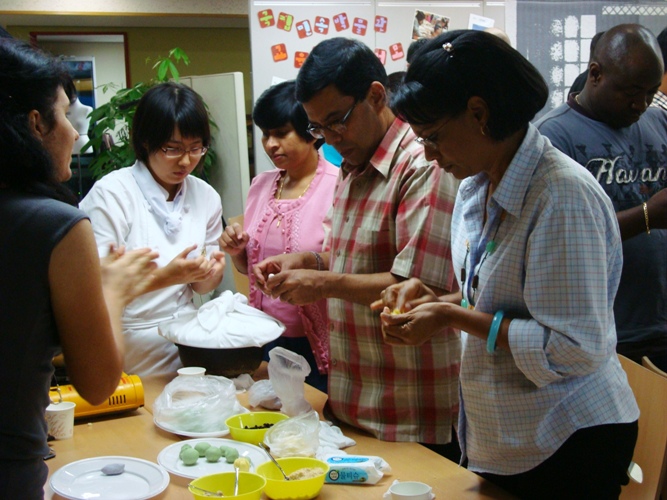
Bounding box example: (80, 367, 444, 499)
(310, 251, 324, 271)
(487, 310, 505, 354)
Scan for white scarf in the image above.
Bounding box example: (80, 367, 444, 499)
(131, 161, 189, 236)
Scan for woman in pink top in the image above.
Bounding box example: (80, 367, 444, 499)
(220, 80, 338, 392)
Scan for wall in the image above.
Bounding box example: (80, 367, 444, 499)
(7, 25, 253, 111)
(36, 40, 126, 108)
(0, 0, 247, 16)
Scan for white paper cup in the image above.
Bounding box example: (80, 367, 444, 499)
(45, 402, 76, 440)
(390, 481, 432, 500)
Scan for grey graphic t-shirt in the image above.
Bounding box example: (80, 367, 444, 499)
(536, 104, 667, 345)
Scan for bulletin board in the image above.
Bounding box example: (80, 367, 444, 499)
(249, 0, 666, 172)
(248, 0, 505, 174)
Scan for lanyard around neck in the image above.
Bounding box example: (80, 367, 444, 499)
(461, 208, 505, 309)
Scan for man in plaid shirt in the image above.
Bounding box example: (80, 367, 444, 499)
(252, 38, 461, 460)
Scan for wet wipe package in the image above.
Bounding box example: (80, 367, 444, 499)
(323, 454, 392, 485)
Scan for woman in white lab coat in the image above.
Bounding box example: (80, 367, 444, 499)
(80, 82, 226, 377)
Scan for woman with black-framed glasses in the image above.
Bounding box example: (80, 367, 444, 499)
(80, 82, 226, 377)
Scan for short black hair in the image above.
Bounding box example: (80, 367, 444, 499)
(131, 82, 211, 165)
(295, 38, 387, 104)
(386, 71, 406, 96)
(391, 30, 548, 141)
(658, 26, 667, 73)
(253, 80, 310, 141)
(407, 38, 429, 65)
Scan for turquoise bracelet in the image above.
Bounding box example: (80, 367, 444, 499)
(487, 310, 504, 354)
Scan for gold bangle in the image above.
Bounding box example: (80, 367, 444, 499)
(643, 202, 651, 235)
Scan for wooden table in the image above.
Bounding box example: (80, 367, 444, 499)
(46, 374, 513, 499)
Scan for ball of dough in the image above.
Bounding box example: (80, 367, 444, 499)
(205, 447, 223, 463)
(225, 448, 240, 464)
(219, 445, 236, 458)
(181, 448, 200, 466)
(194, 442, 212, 457)
(179, 444, 193, 460)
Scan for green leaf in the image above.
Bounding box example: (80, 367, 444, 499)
(168, 61, 180, 81)
(172, 47, 190, 65)
(157, 59, 169, 81)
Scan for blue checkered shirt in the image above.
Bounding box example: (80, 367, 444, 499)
(452, 124, 639, 475)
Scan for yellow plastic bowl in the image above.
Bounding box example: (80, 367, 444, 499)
(225, 412, 289, 444)
(188, 471, 266, 500)
(256, 457, 329, 500)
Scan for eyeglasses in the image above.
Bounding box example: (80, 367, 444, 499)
(414, 118, 452, 150)
(307, 101, 358, 139)
(160, 146, 208, 159)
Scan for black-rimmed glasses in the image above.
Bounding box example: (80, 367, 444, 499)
(160, 146, 208, 159)
(307, 101, 358, 139)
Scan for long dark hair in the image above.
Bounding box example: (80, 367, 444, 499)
(0, 38, 76, 204)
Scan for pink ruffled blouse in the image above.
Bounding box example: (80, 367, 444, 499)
(243, 155, 339, 374)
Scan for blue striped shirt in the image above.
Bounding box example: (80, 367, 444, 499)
(452, 124, 639, 475)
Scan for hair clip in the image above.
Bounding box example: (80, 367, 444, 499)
(442, 42, 454, 53)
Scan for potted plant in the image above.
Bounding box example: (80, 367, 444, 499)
(83, 47, 216, 180)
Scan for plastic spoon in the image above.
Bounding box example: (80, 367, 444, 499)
(188, 483, 224, 497)
(234, 465, 240, 495)
(259, 442, 290, 480)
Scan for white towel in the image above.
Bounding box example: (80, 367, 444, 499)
(158, 291, 285, 348)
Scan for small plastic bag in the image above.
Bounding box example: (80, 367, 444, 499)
(264, 409, 320, 457)
(248, 379, 282, 410)
(267, 347, 312, 416)
(154, 372, 245, 434)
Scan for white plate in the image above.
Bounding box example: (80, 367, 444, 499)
(50, 456, 169, 500)
(157, 438, 268, 480)
(153, 416, 230, 438)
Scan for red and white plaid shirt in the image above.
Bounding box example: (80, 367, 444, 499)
(325, 118, 461, 443)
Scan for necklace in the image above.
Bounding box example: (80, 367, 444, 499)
(460, 210, 505, 309)
(276, 173, 314, 200)
(275, 172, 315, 227)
